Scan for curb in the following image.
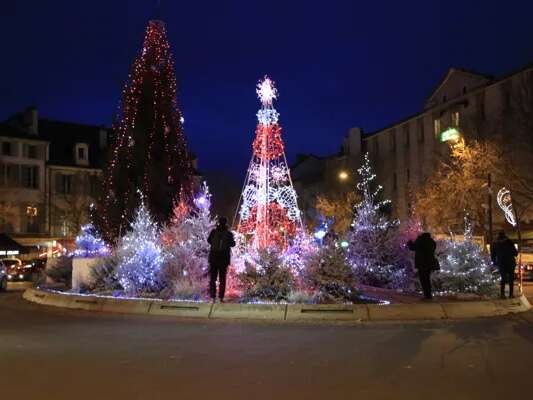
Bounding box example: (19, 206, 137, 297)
(23, 288, 532, 323)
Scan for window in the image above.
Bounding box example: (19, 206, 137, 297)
(476, 92, 486, 120)
(373, 138, 379, 156)
(434, 118, 441, 137)
(6, 164, 19, 187)
(407, 168, 410, 182)
(393, 172, 398, 191)
(25, 205, 40, 233)
(501, 81, 511, 113)
(417, 118, 425, 143)
(78, 147, 86, 160)
(451, 111, 460, 127)
(21, 166, 39, 189)
(389, 129, 396, 153)
(442, 95, 447, 103)
(75, 143, 89, 165)
(23, 144, 38, 159)
(2, 142, 13, 156)
(56, 174, 72, 194)
(89, 175, 99, 197)
(404, 125, 410, 147)
(462, 86, 467, 95)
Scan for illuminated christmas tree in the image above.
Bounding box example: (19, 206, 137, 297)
(235, 76, 302, 250)
(100, 19, 194, 241)
(347, 153, 406, 288)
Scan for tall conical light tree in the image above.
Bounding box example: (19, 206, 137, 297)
(235, 76, 302, 250)
(100, 19, 194, 241)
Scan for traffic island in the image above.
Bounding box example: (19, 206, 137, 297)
(22, 288, 531, 323)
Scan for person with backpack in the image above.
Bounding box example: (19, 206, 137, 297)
(408, 232, 438, 300)
(207, 216, 236, 302)
(491, 231, 518, 298)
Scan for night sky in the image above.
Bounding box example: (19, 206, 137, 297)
(2, 0, 533, 178)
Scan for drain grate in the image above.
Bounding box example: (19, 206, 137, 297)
(301, 308, 353, 314)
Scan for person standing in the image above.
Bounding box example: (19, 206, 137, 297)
(207, 216, 235, 303)
(491, 231, 518, 299)
(408, 232, 438, 300)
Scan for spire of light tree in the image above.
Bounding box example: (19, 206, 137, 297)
(235, 76, 302, 250)
(99, 19, 194, 241)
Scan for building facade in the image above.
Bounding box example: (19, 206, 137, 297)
(0, 107, 109, 249)
(293, 64, 533, 236)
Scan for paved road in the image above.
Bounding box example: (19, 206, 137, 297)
(1, 286, 532, 400)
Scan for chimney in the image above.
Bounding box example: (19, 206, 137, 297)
(24, 106, 38, 135)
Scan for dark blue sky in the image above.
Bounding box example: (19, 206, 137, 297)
(1, 0, 533, 177)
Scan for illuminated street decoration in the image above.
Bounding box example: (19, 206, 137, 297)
(236, 76, 302, 250)
(100, 19, 194, 241)
(497, 187, 517, 226)
(439, 127, 461, 143)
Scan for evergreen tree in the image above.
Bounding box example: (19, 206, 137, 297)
(116, 194, 165, 295)
(303, 242, 356, 303)
(100, 19, 193, 241)
(347, 153, 406, 288)
(432, 217, 498, 296)
(74, 223, 109, 257)
(159, 183, 215, 299)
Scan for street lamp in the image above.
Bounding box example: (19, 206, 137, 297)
(338, 171, 349, 181)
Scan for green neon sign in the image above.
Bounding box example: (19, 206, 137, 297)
(440, 127, 461, 143)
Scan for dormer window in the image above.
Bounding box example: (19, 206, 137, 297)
(75, 143, 89, 166)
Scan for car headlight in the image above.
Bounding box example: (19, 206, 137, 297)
(7, 274, 12, 279)
(18, 274, 24, 279)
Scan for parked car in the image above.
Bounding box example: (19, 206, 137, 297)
(0, 260, 7, 291)
(2, 258, 32, 282)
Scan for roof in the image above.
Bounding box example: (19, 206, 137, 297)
(425, 67, 494, 105)
(0, 123, 47, 142)
(364, 63, 533, 139)
(37, 119, 109, 168)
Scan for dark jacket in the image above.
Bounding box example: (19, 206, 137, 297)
(491, 237, 518, 271)
(408, 233, 437, 271)
(208, 226, 236, 267)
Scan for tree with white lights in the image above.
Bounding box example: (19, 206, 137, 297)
(347, 153, 407, 288)
(432, 217, 498, 296)
(235, 76, 302, 251)
(116, 194, 165, 295)
(159, 183, 215, 298)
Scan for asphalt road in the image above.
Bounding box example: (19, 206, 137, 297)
(1, 285, 532, 400)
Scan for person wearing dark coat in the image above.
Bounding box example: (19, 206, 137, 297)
(491, 231, 518, 298)
(207, 216, 236, 302)
(408, 232, 438, 300)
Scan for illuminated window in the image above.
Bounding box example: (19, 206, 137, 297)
(75, 143, 89, 165)
(434, 118, 441, 136)
(451, 111, 460, 127)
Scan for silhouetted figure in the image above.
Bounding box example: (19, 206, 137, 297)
(408, 232, 438, 300)
(207, 216, 235, 302)
(491, 231, 518, 298)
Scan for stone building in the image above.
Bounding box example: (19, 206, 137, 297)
(292, 64, 533, 235)
(0, 107, 109, 250)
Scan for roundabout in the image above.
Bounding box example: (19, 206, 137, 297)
(23, 287, 531, 323)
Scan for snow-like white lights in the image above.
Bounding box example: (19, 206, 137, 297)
(497, 187, 517, 227)
(314, 229, 327, 240)
(256, 76, 278, 107)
